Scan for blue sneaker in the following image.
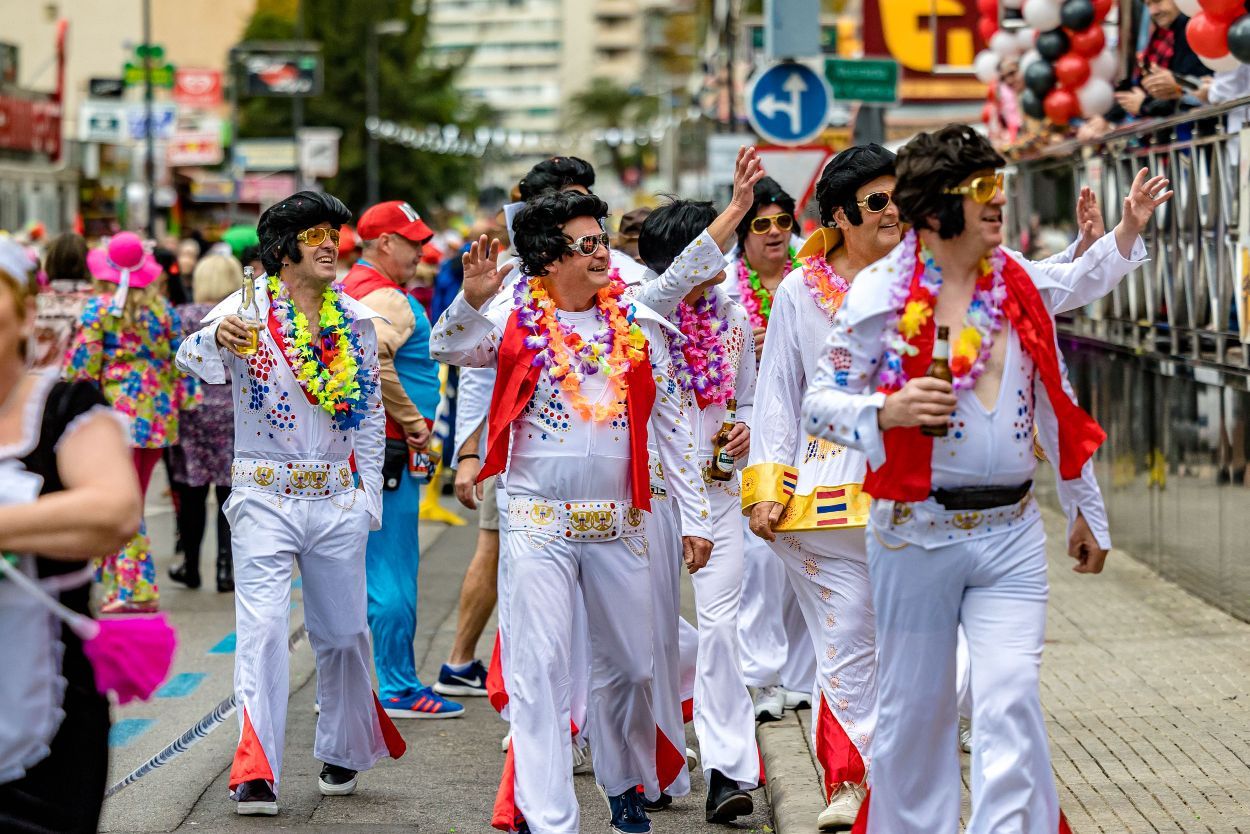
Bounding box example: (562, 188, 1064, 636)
(600, 785, 652, 834)
(433, 659, 489, 697)
(382, 686, 464, 719)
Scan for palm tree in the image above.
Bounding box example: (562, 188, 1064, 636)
(567, 78, 660, 182)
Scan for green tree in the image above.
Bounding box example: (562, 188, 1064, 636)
(237, 0, 490, 215)
(566, 78, 660, 183)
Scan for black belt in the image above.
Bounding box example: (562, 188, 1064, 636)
(930, 481, 1032, 511)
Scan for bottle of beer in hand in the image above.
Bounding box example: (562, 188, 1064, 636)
(236, 266, 261, 356)
(922, 326, 953, 438)
(708, 398, 738, 482)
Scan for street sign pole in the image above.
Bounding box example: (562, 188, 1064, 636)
(142, 0, 156, 238)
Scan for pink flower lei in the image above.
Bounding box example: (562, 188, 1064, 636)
(799, 252, 850, 323)
(670, 290, 734, 409)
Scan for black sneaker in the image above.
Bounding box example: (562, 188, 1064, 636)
(639, 787, 673, 812)
(600, 784, 652, 833)
(705, 768, 753, 823)
(318, 762, 358, 796)
(235, 779, 278, 815)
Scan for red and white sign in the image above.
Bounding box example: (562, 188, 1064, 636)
(0, 94, 61, 159)
(756, 146, 835, 212)
(168, 132, 223, 166)
(174, 68, 223, 107)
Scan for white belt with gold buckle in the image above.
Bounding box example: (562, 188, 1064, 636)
(231, 458, 355, 498)
(507, 497, 646, 542)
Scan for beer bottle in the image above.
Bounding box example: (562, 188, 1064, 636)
(922, 325, 953, 438)
(708, 398, 738, 482)
(236, 266, 261, 356)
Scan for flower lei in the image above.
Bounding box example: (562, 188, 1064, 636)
(266, 273, 374, 430)
(880, 230, 1008, 392)
(736, 249, 797, 329)
(669, 290, 734, 409)
(799, 252, 850, 323)
(512, 274, 648, 422)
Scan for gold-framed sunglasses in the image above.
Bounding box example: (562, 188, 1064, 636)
(296, 227, 341, 247)
(567, 232, 611, 256)
(943, 172, 1005, 204)
(856, 191, 894, 213)
(750, 214, 795, 235)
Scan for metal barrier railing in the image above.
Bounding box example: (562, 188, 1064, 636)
(1005, 95, 1250, 375)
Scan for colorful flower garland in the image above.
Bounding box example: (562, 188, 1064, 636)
(512, 275, 648, 422)
(799, 252, 851, 323)
(266, 273, 374, 430)
(736, 248, 797, 329)
(669, 290, 735, 409)
(880, 230, 1007, 393)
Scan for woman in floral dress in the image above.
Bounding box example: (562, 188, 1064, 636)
(64, 232, 198, 612)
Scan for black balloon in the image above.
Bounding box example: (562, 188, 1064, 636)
(1021, 89, 1045, 120)
(1060, 0, 1096, 32)
(1229, 14, 1250, 65)
(1037, 29, 1071, 62)
(1024, 59, 1057, 96)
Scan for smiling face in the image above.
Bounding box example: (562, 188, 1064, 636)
(542, 214, 611, 309)
(836, 174, 901, 262)
(286, 221, 338, 285)
(957, 169, 1007, 253)
(743, 204, 792, 269)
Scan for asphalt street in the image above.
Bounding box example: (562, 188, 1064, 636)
(99, 472, 776, 833)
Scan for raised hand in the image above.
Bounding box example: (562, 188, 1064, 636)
(461, 234, 516, 310)
(1114, 168, 1172, 257)
(1073, 186, 1105, 258)
(728, 146, 767, 214)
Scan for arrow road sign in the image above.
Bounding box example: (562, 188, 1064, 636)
(747, 61, 832, 147)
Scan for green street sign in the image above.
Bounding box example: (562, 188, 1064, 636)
(124, 62, 175, 88)
(825, 57, 899, 105)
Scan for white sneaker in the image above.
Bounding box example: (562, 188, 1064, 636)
(782, 687, 812, 710)
(501, 730, 512, 752)
(817, 781, 866, 830)
(959, 717, 973, 754)
(753, 685, 785, 722)
(572, 742, 593, 775)
(686, 746, 699, 772)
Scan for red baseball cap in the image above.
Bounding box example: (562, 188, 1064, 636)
(357, 201, 434, 244)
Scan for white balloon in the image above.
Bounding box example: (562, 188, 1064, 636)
(1078, 78, 1116, 118)
(1022, 0, 1062, 31)
(1020, 49, 1043, 71)
(1003, 0, 1024, 8)
(1015, 27, 1037, 52)
(1091, 48, 1119, 81)
(1200, 52, 1241, 72)
(1175, 0, 1202, 16)
(991, 31, 1022, 58)
(974, 50, 1001, 84)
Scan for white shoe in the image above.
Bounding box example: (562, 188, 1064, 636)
(686, 746, 699, 772)
(782, 687, 812, 710)
(817, 781, 866, 830)
(572, 742, 593, 775)
(753, 685, 785, 722)
(501, 730, 512, 752)
(959, 717, 973, 754)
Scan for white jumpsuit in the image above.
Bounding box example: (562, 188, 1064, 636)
(176, 278, 402, 799)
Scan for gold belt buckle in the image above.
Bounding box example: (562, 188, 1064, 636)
(253, 465, 275, 486)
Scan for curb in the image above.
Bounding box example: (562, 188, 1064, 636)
(757, 710, 826, 833)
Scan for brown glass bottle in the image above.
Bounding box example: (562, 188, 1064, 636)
(708, 398, 738, 482)
(922, 326, 953, 438)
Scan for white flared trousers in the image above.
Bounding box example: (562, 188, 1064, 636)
(866, 512, 1058, 834)
(739, 519, 817, 691)
(504, 527, 655, 834)
(645, 494, 692, 799)
(688, 481, 759, 788)
(224, 490, 391, 796)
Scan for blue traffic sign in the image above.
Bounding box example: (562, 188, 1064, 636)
(746, 62, 832, 146)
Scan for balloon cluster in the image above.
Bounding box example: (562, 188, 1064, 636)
(1177, 0, 1250, 71)
(974, 0, 1117, 127)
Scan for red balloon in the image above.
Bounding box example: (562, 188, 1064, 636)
(977, 0, 998, 16)
(1199, 0, 1247, 23)
(1092, 0, 1113, 21)
(1055, 53, 1092, 88)
(1045, 88, 1079, 124)
(982, 102, 994, 125)
(1069, 25, 1107, 57)
(1188, 12, 1234, 58)
(979, 17, 998, 43)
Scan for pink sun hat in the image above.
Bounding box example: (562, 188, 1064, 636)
(88, 232, 163, 311)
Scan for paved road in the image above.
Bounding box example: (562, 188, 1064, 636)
(99, 474, 775, 833)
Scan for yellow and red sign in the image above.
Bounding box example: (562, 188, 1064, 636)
(862, 0, 989, 102)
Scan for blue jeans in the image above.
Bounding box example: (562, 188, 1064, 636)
(365, 472, 422, 700)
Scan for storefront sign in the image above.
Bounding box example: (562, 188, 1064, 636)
(0, 94, 61, 158)
(174, 68, 223, 107)
(861, 0, 986, 102)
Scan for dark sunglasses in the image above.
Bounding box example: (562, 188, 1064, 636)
(750, 215, 795, 235)
(856, 191, 894, 213)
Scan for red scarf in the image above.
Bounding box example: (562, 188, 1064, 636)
(863, 252, 1105, 502)
(478, 308, 656, 510)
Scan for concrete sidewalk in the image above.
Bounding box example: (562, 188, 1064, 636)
(759, 507, 1250, 833)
